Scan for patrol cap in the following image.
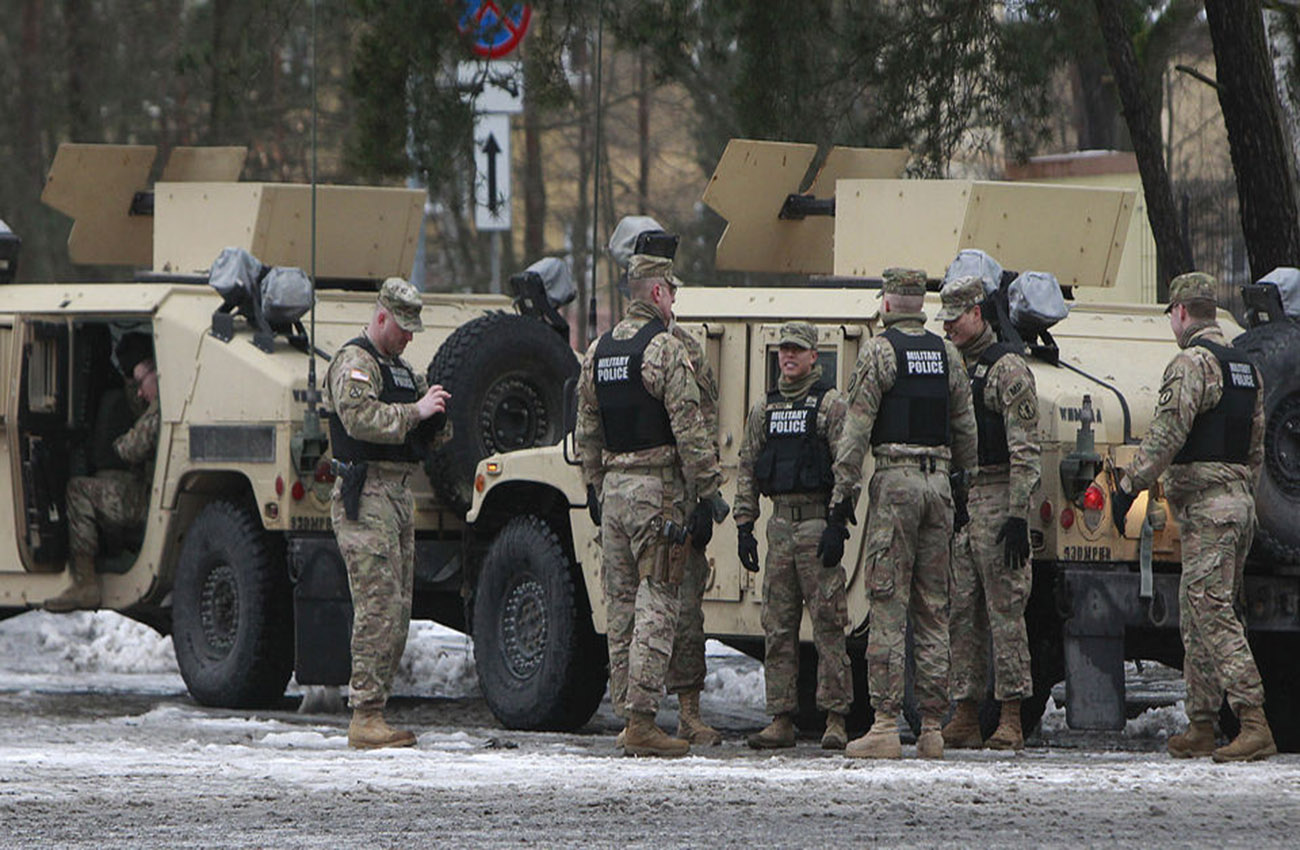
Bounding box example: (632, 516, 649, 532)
(378, 276, 424, 332)
(628, 253, 683, 288)
(935, 276, 986, 321)
(1165, 271, 1217, 313)
(115, 332, 154, 376)
(778, 321, 818, 350)
(879, 267, 927, 298)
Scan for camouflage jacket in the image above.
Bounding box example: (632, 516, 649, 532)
(672, 320, 721, 502)
(735, 368, 847, 524)
(323, 332, 451, 470)
(114, 399, 160, 473)
(1125, 321, 1264, 503)
(960, 323, 1042, 517)
(831, 312, 978, 507)
(577, 300, 721, 500)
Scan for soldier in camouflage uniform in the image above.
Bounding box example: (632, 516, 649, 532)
(47, 334, 160, 612)
(935, 276, 1042, 752)
(325, 278, 451, 750)
(665, 317, 725, 747)
(1112, 272, 1275, 762)
(831, 268, 977, 760)
(577, 253, 722, 757)
(735, 322, 853, 751)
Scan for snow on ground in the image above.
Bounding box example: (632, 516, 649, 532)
(0, 610, 768, 711)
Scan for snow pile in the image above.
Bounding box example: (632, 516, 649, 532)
(1124, 700, 1188, 741)
(393, 620, 480, 698)
(703, 641, 765, 710)
(1, 610, 176, 674)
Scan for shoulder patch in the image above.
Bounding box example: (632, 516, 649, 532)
(1017, 398, 1037, 422)
(1157, 375, 1181, 410)
(349, 368, 370, 383)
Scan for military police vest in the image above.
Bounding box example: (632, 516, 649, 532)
(871, 327, 950, 447)
(753, 382, 835, 496)
(1173, 339, 1258, 465)
(969, 343, 1018, 466)
(327, 335, 423, 464)
(593, 317, 676, 452)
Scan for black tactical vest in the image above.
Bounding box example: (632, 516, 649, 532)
(327, 335, 423, 464)
(593, 317, 676, 452)
(1172, 339, 1258, 465)
(754, 381, 835, 496)
(969, 343, 1018, 466)
(871, 327, 951, 447)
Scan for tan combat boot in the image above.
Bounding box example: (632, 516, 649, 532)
(44, 554, 101, 613)
(1212, 706, 1278, 763)
(845, 713, 901, 759)
(676, 690, 722, 746)
(986, 699, 1024, 751)
(1167, 719, 1216, 758)
(348, 707, 417, 749)
(747, 713, 796, 749)
(821, 712, 847, 750)
(623, 711, 690, 758)
(916, 716, 944, 759)
(941, 699, 984, 749)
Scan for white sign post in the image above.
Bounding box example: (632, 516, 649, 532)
(473, 112, 512, 233)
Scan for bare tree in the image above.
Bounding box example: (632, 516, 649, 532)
(1206, 0, 1300, 280)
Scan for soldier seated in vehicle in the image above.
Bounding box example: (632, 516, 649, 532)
(46, 333, 161, 612)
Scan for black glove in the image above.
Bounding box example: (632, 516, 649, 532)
(817, 520, 850, 568)
(1110, 468, 1137, 536)
(737, 522, 760, 573)
(995, 516, 1030, 569)
(829, 499, 857, 527)
(687, 499, 714, 551)
(950, 471, 970, 533)
(587, 484, 602, 527)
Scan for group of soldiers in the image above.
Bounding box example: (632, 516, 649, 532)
(41, 250, 1277, 766)
(575, 248, 1278, 764)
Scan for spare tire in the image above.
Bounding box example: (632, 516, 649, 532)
(1234, 321, 1300, 564)
(426, 312, 579, 514)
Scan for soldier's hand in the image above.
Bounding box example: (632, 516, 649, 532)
(829, 499, 857, 527)
(995, 516, 1030, 568)
(817, 521, 850, 569)
(737, 522, 760, 573)
(1110, 470, 1137, 536)
(950, 470, 970, 533)
(586, 483, 602, 527)
(687, 499, 714, 551)
(415, 384, 451, 420)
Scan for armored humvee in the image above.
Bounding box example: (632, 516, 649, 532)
(466, 139, 1300, 749)
(0, 143, 578, 707)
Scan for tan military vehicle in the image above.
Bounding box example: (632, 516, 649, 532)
(0, 144, 578, 707)
(467, 140, 1300, 749)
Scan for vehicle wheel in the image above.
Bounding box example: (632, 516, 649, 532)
(426, 313, 578, 515)
(473, 515, 607, 731)
(172, 501, 293, 708)
(1234, 322, 1300, 564)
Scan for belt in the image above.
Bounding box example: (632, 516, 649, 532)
(873, 455, 949, 474)
(613, 465, 678, 482)
(771, 502, 827, 522)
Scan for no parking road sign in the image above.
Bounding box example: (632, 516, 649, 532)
(457, 1, 531, 59)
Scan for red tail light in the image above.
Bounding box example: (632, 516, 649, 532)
(1082, 484, 1105, 511)
(291, 481, 306, 501)
(1039, 500, 1053, 524)
(1060, 507, 1075, 530)
(315, 459, 335, 483)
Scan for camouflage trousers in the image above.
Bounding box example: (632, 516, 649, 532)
(602, 468, 686, 717)
(666, 547, 709, 695)
(1174, 483, 1265, 721)
(863, 462, 953, 718)
(760, 506, 852, 716)
(949, 476, 1032, 702)
(66, 471, 149, 558)
(331, 465, 416, 710)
